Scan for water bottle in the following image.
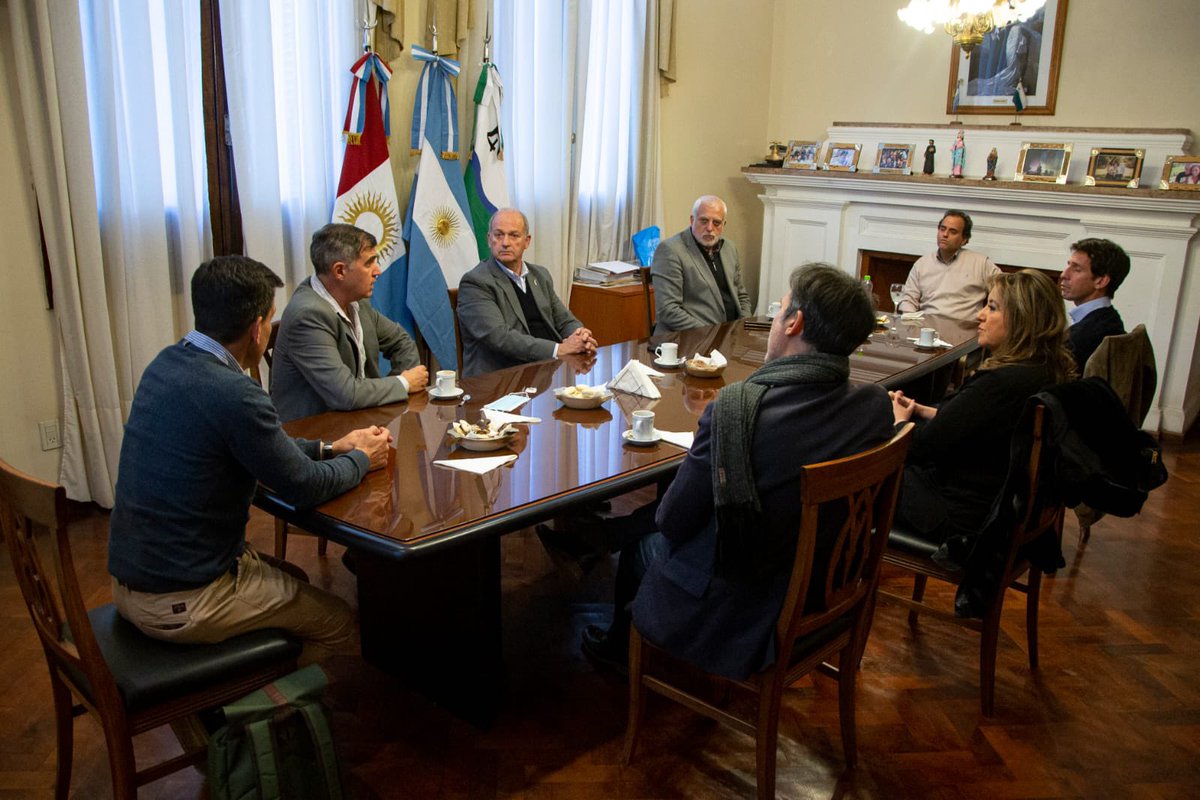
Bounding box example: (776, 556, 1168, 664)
(862, 274, 876, 308)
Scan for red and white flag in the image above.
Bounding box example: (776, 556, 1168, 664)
(333, 52, 405, 269)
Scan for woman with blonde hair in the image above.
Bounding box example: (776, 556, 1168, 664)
(890, 269, 1074, 577)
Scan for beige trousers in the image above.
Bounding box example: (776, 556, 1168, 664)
(112, 547, 354, 665)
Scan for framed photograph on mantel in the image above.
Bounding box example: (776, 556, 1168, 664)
(1160, 156, 1200, 190)
(1086, 148, 1143, 189)
(1015, 142, 1071, 184)
(873, 143, 915, 175)
(946, 0, 1068, 115)
(822, 142, 861, 172)
(783, 140, 821, 169)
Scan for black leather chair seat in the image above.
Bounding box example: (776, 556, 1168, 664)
(66, 605, 301, 713)
(788, 613, 853, 664)
(886, 524, 940, 559)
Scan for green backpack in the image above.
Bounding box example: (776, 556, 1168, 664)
(208, 664, 343, 800)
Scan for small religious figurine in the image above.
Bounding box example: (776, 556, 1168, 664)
(950, 130, 965, 178)
(923, 139, 936, 175)
(985, 147, 999, 181)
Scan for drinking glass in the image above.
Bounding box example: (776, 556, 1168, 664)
(890, 283, 905, 312)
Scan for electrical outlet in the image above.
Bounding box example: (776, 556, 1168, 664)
(38, 420, 62, 451)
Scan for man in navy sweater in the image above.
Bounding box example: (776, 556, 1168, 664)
(1059, 238, 1130, 372)
(108, 256, 391, 664)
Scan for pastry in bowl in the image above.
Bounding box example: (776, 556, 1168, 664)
(448, 419, 518, 451)
(554, 384, 613, 409)
(684, 357, 726, 378)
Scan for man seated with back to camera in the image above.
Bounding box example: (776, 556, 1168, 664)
(581, 264, 894, 677)
(108, 255, 392, 666)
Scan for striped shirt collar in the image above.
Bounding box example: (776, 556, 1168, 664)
(1068, 295, 1112, 325)
(494, 258, 528, 292)
(182, 330, 241, 371)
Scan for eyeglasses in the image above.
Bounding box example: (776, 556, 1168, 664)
(695, 216, 725, 229)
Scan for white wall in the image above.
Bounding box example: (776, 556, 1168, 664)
(0, 4, 64, 482)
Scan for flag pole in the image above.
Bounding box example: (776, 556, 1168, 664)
(359, 0, 376, 53)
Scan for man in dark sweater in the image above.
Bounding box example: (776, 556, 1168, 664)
(108, 256, 391, 664)
(1060, 237, 1129, 372)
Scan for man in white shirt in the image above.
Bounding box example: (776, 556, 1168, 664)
(897, 210, 1000, 323)
(271, 223, 428, 422)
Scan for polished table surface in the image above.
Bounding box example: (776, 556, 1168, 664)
(256, 314, 978, 559)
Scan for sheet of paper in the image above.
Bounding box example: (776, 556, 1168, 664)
(587, 260, 640, 275)
(483, 394, 531, 413)
(433, 455, 518, 475)
(657, 430, 694, 450)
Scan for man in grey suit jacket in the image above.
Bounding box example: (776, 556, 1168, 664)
(457, 208, 597, 377)
(271, 223, 428, 422)
(651, 195, 752, 334)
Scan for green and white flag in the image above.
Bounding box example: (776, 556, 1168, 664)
(464, 62, 510, 260)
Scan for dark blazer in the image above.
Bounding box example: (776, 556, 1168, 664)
(270, 278, 420, 422)
(896, 363, 1057, 540)
(1068, 305, 1125, 373)
(651, 229, 752, 334)
(630, 379, 893, 680)
(457, 258, 582, 377)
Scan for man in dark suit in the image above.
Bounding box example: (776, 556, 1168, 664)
(457, 208, 597, 377)
(271, 223, 427, 422)
(581, 264, 894, 679)
(1060, 237, 1130, 372)
(651, 195, 752, 334)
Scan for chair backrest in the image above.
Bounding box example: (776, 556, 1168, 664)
(1083, 323, 1156, 427)
(0, 458, 125, 720)
(448, 287, 463, 373)
(249, 320, 281, 388)
(775, 424, 913, 652)
(998, 402, 1062, 577)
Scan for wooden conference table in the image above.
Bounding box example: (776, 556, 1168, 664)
(254, 315, 978, 719)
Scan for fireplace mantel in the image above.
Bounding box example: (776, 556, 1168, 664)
(743, 167, 1200, 435)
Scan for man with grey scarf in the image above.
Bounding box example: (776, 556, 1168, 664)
(581, 265, 894, 679)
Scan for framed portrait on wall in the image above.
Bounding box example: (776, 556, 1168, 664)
(946, 0, 1068, 115)
(1085, 148, 1143, 189)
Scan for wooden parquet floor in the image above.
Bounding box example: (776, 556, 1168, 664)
(2, 432, 1198, 799)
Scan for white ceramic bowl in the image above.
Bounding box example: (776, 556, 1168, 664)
(684, 359, 726, 378)
(554, 387, 613, 410)
(454, 432, 516, 452)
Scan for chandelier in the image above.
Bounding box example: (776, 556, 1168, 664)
(897, 0, 1046, 57)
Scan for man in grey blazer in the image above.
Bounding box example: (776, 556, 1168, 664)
(457, 208, 597, 377)
(270, 223, 428, 422)
(652, 195, 752, 334)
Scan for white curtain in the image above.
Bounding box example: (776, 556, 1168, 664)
(494, 0, 662, 299)
(8, 1, 211, 505)
(219, 1, 361, 294)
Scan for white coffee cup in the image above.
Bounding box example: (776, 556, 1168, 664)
(632, 410, 656, 441)
(655, 342, 679, 363)
(918, 327, 938, 347)
(767, 301, 782, 318)
(436, 369, 457, 394)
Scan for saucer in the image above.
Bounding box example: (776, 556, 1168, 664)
(622, 429, 662, 446)
(429, 386, 464, 400)
(653, 356, 686, 368)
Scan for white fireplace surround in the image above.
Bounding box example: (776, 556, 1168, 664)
(744, 124, 1200, 436)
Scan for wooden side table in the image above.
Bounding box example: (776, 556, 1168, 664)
(568, 282, 655, 346)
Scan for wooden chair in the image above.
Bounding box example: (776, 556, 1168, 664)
(623, 424, 914, 799)
(248, 319, 280, 387)
(879, 403, 1062, 716)
(0, 458, 301, 799)
(1074, 324, 1157, 540)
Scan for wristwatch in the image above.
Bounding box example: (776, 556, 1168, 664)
(320, 441, 334, 461)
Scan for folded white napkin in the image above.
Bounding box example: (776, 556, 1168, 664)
(689, 348, 728, 368)
(901, 311, 924, 321)
(907, 336, 953, 348)
(483, 393, 530, 413)
(657, 430, 694, 449)
(483, 409, 540, 425)
(608, 359, 662, 399)
(433, 454, 518, 475)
